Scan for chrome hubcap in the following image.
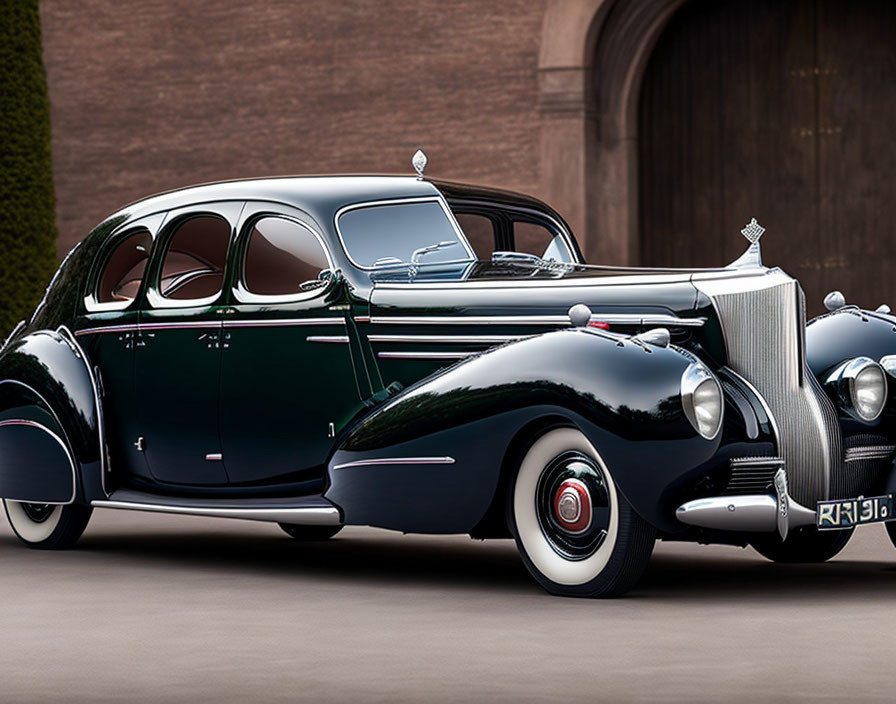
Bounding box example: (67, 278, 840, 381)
(553, 478, 592, 534)
(535, 450, 612, 561)
(21, 503, 54, 523)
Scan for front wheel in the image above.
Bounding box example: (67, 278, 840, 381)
(750, 526, 853, 563)
(507, 427, 656, 598)
(3, 500, 92, 549)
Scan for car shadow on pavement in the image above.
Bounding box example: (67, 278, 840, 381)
(2, 522, 891, 600)
(59, 528, 537, 593)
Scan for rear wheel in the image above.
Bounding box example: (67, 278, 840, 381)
(750, 526, 853, 563)
(507, 427, 656, 598)
(278, 523, 343, 541)
(3, 500, 92, 550)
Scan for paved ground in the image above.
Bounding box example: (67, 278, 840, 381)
(2, 509, 896, 703)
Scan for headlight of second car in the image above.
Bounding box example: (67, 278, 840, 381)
(681, 364, 723, 440)
(825, 357, 888, 422)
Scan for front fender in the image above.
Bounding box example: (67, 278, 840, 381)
(0, 328, 103, 503)
(807, 308, 896, 377)
(325, 329, 719, 533)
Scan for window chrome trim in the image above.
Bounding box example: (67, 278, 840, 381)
(334, 196, 476, 271)
(377, 351, 476, 360)
(146, 287, 224, 310)
(232, 216, 335, 304)
(332, 456, 455, 470)
(0, 418, 76, 505)
(363, 314, 705, 327)
(83, 215, 165, 314)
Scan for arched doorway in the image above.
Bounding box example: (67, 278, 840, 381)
(638, 0, 896, 314)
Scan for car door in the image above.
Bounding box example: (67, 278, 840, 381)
(134, 202, 242, 486)
(78, 213, 165, 488)
(217, 204, 363, 486)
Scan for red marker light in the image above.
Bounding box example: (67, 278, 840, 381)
(588, 321, 610, 330)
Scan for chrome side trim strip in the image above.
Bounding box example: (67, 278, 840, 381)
(307, 336, 350, 344)
(78, 319, 347, 335)
(224, 318, 346, 328)
(0, 419, 76, 504)
(333, 456, 456, 471)
(90, 500, 342, 525)
(377, 351, 475, 360)
(364, 314, 704, 327)
(75, 323, 141, 336)
(369, 334, 524, 344)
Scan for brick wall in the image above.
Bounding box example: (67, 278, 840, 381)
(39, 1, 547, 255)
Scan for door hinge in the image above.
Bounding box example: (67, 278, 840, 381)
(134, 436, 145, 452)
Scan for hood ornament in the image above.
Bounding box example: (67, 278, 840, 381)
(727, 217, 766, 270)
(412, 149, 428, 179)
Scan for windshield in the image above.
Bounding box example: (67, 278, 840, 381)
(337, 200, 473, 269)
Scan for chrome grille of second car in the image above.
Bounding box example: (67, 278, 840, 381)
(695, 270, 841, 506)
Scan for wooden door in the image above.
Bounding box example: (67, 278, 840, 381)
(638, 0, 896, 315)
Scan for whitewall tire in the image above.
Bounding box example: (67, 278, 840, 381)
(4, 500, 92, 549)
(508, 427, 656, 597)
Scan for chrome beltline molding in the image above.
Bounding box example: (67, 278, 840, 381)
(377, 351, 476, 360)
(0, 418, 76, 504)
(76, 318, 347, 336)
(223, 318, 346, 328)
(332, 456, 456, 470)
(362, 314, 705, 327)
(91, 500, 342, 525)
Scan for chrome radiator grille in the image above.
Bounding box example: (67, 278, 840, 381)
(695, 271, 841, 505)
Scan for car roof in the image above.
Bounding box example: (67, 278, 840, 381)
(86, 174, 571, 252)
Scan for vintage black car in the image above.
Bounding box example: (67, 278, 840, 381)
(2, 152, 895, 597)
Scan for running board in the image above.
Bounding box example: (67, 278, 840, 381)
(91, 489, 341, 525)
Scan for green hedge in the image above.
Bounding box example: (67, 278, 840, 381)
(0, 0, 57, 336)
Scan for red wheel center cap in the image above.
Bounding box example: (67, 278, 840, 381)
(553, 478, 592, 534)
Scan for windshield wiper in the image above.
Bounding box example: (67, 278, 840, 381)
(411, 240, 458, 267)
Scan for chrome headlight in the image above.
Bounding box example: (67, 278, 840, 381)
(825, 357, 888, 422)
(681, 365, 723, 440)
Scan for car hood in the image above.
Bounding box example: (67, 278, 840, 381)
(366, 260, 725, 323)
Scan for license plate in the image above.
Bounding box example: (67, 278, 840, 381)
(816, 495, 894, 530)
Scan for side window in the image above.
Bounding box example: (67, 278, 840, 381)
(454, 213, 498, 260)
(97, 229, 152, 305)
(243, 217, 330, 296)
(158, 215, 230, 301)
(513, 220, 573, 262)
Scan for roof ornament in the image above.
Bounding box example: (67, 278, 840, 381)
(727, 217, 766, 270)
(412, 149, 428, 180)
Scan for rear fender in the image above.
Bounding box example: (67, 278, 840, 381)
(326, 329, 720, 533)
(0, 327, 103, 503)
